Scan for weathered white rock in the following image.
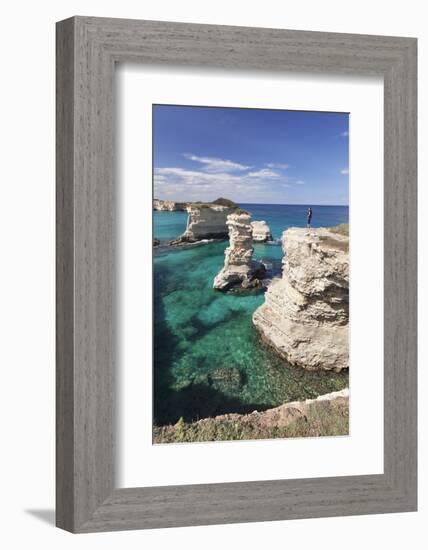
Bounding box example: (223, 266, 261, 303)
(253, 227, 349, 371)
(251, 220, 273, 242)
(179, 204, 233, 242)
(213, 212, 265, 291)
(153, 199, 187, 211)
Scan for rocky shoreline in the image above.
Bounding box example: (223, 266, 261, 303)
(153, 389, 349, 443)
(196, 388, 348, 429)
(153, 199, 188, 211)
(153, 237, 223, 254)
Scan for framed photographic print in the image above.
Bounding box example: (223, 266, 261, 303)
(151, 104, 351, 446)
(56, 17, 417, 532)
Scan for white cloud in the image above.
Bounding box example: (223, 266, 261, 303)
(295, 180, 305, 185)
(155, 166, 276, 189)
(340, 131, 349, 137)
(183, 154, 250, 173)
(341, 168, 349, 175)
(154, 164, 289, 199)
(265, 162, 290, 169)
(247, 168, 280, 179)
(154, 155, 307, 202)
(155, 167, 244, 189)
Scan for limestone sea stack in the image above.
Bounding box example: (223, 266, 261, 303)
(213, 211, 266, 291)
(251, 220, 273, 242)
(253, 227, 349, 371)
(178, 204, 233, 242)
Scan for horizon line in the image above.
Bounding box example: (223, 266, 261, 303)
(239, 202, 349, 207)
(154, 198, 349, 207)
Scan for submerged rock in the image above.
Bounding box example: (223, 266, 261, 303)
(209, 368, 243, 391)
(251, 220, 273, 242)
(253, 227, 349, 371)
(213, 211, 266, 291)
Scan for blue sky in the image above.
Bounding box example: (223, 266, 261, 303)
(153, 105, 349, 205)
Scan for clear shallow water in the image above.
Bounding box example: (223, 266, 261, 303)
(153, 204, 349, 426)
(154, 211, 188, 241)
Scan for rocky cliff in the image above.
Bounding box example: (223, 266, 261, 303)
(213, 211, 265, 291)
(253, 227, 349, 371)
(153, 199, 188, 211)
(251, 220, 273, 242)
(178, 204, 234, 242)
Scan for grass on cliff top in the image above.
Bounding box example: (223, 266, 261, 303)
(329, 223, 349, 236)
(153, 399, 349, 444)
(319, 224, 349, 252)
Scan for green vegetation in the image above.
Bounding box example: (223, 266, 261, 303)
(212, 197, 238, 208)
(153, 398, 349, 443)
(191, 198, 238, 209)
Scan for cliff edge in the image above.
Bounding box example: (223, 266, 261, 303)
(253, 227, 349, 371)
(177, 204, 234, 242)
(251, 220, 273, 242)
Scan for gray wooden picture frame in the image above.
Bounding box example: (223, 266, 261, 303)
(56, 16, 417, 533)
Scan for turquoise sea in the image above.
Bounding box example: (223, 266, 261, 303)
(153, 204, 349, 426)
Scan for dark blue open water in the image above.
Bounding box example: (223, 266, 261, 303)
(153, 204, 349, 426)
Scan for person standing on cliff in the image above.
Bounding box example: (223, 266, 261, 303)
(307, 207, 313, 228)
